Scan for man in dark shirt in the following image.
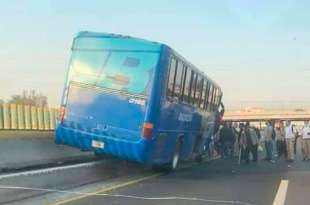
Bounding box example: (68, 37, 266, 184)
(219, 122, 235, 159)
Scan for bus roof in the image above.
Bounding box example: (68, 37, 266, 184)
(76, 31, 162, 47)
(76, 31, 221, 92)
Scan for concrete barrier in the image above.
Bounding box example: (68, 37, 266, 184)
(49, 108, 56, 130)
(0, 104, 60, 131)
(37, 107, 44, 130)
(31, 106, 38, 130)
(10, 104, 18, 129)
(0, 105, 3, 129)
(24, 105, 31, 130)
(17, 104, 25, 129)
(0, 131, 95, 170)
(0, 106, 95, 170)
(3, 104, 10, 129)
(43, 107, 50, 130)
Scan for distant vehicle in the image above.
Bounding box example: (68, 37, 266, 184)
(55, 31, 224, 171)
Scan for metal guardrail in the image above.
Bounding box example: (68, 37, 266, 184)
(0, 104, 59, 130)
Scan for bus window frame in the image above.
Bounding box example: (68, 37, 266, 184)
(184, 66, 192, 104)
(165, 55, 222, 112)
(200, 79, 206, 109)
(191, 72, 198, 105)
(203, 81, 209, 110)
(195, 75, 202, 107)
(180, 65, 187, 102)
(167, 57, 177, 101)
(175, 60, 185, 100)
(205, 82, 210, 111)
(207, 85, 214, 111)
(210, 87, 217, 111)
(187, 69, 193, 104)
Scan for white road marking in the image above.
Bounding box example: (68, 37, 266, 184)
(0, 185, 255, 205)
(0, 161, 103, 180)
(273, 180, 289, 205)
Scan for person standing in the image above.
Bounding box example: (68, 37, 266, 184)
(233, 122, 240, 157)
(271, 121, 277, 158)
(275, 122, 287, 159)
(284, 121, 295, 162)
(219, 122, 234, 159)
(302, 121, 310, 161)
(227, 122, 236, 158)
(239, 123, 248, 163)
(263, 121, 274, 162)
(248, 123, 259, 162)
(239, 122, 258, 163)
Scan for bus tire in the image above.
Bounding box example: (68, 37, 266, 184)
(170, 139, 181, 170)
(152, 139, 181, 172)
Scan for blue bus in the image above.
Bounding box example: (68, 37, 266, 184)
(55, 31, 224, 171)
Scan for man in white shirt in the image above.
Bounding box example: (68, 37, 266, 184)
(284, 121, 295, 162)
(302, 121, 310, 160)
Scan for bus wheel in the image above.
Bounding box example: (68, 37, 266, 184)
(171, 140, 181, 170)
(152, 140, 181, 173)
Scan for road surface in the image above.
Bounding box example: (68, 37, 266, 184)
(0, 156, 309, 205)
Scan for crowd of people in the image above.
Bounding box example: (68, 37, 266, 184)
(211, 120, 310, 164)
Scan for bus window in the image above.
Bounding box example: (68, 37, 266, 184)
(195, 75, 203, 106)
(207, 85, 213, 111)
(214, 89, 218, 109)
(183, 67, 191, 103)
(200, 80, 207, 109)
(167, 58, 177, 98)
(190, 72, 197, 105)
(215, 89, 220, 109)
(180, 64, 186, 101)
(69, 51, 110, 84)
(211, 87, 217, 111)
(188, 70, 194, 103)
(204, 81, 210, 110)
(215, 89, 221, 109)
(70, 50, 159, 95)
(216, 90, 220, 108)
(214, 88, 218, 110)
(174, 61, 184, 99)
(218, 92, 223, 108)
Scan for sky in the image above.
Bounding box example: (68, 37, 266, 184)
(1, 0, 310, 109)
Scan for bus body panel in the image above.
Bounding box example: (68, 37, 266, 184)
(149, 46, 217, 165)
(65, 83, 146, 137)
(56, 32, 223, 166)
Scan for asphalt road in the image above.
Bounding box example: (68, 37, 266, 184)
(0, 156, 309, 205)
(0, 157, 148, 205)
(59, 159, 310, 205)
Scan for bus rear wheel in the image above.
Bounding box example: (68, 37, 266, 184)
(171, 140, 181, 170)
(152, 140, 181, 172)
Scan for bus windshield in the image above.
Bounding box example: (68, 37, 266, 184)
(68, 50, 160, 96)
